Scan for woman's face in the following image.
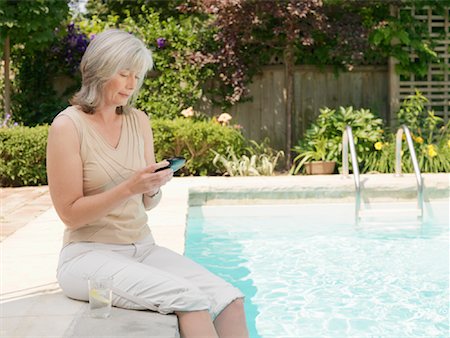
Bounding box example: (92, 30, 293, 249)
(101, 69, 139, 108)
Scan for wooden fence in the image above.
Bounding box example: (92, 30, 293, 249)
(201, 6, 449, 152)
(202, 65, 389, 151)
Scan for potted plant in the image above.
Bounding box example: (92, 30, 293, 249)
(291, 106, 385, 175)
(290, 137, 336, 175)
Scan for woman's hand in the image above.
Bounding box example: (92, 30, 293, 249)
(125, 160, 173, 197)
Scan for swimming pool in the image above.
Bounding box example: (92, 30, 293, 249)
(185, 199, 449, 337)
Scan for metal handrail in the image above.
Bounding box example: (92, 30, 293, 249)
(342, 126, 361, 221)
(395, 125, 424, 213)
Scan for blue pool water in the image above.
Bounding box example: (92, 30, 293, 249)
(185, 200, 449, 338)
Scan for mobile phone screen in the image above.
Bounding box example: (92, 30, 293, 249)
(155, 157, 186, 172)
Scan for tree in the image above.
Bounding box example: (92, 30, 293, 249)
(179, 0, 446, 167)
(180, 0, 325, 166)
(84, 0, 183, 20)
(0, 0, 69, 118)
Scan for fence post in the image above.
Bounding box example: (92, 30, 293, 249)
(284, 43, 295, 169)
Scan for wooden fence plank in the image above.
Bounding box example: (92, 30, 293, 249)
(202, 65, 389, 151)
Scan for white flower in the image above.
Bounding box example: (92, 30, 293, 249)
(217, 113, 232, 125)
(181, 107, 195, 118)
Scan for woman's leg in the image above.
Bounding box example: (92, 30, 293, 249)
(139, 244, 248, 336)
(176, 310, 218, 338)
(57, 243, 212, 314)
(213, 298, 248, 338)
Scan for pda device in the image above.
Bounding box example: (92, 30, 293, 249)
(155, 156, 186, 173)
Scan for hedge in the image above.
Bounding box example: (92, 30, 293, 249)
(0, 118, 244, 187)
(152, 117, 244, 176)
(0, 126, 49, 187)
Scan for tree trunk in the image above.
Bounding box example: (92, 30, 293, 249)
(284, 43, 295, 169)
(388, 4, 400, 127)
(3, 33, 11, 117)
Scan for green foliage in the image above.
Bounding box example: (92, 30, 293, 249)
(292, 106, 384, 174)
(0, 0, 69, 56)
(364, 129, 450, 174)
(293, 92, 449, 175)
(0, 112, 18, 128)
(296, 1, 389, 68)
(0, 125, 49, 186)
(9, 22, 88, 126)
(290, 137, 335, 175)
(212, 139, 284, 176)
(12, 49, 70, 125)
(0, 115, 245, 186)
(0, 0, 70, 124)
(77, 6, 214, 119)
(151, 117, 245, 176)
(181, 0, 445, 108)
(364, 91, 450, 173)
(84, 0, 183, 21)
(397, 90, 432, 132)
(369, 2, 443, 77)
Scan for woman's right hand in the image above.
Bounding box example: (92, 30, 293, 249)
(125, 160, 173, 196)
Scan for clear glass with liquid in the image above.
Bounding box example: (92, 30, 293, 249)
(88, 276, 113, 318)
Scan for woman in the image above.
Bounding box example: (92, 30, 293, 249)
(47, 29, 248, 338)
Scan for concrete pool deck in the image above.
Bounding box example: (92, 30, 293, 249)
(1, 174, 448, 337)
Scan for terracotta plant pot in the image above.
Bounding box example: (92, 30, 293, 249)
(305, 161, 336, 175)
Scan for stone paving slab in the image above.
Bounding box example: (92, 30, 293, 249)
(0, 178, 198, 338)
(1, 186, 52, 241)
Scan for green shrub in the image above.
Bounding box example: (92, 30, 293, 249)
(151, 117, 245, 176)
(0, 125, 49, 186)
(0, 116, 245, 186)
(212, 139, 284, 176)
(12, 23, 88, 126)
(364, 131, 450, 174)
(364, 92, 450, 173)
(292, 106, 384, 174)
(78, 7, 214, 120)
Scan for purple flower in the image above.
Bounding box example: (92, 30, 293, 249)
(156, 37, 166, 49)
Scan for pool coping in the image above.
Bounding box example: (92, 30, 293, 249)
(188, 173, 449, 206)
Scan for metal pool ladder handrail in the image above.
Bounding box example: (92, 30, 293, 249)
(342, 126, 361, 220)
(395, 124, 424, 213)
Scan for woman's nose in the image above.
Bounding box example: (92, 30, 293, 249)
(126, 75, 136, 90)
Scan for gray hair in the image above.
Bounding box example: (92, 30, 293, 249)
(70, 29, 153, 114)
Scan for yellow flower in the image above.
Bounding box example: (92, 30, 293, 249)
(374, 142, 383, 150)
(427, 144, 437, 158)
(415, 136, 424, 144)
(447, 140, 450, 148)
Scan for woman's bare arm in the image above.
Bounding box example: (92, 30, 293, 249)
(46, 115, 170, 230)
(135, 110, 172, 210)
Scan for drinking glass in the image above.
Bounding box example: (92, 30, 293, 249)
(88, 276, 113, 318)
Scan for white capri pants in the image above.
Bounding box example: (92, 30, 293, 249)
(57, 233, 244, 319)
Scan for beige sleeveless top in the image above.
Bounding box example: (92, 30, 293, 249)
(57, 106, 151, 246)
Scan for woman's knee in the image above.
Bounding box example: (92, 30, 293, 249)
(158, 286, 212, 314)
(215, 297, 246, 320)
(227, 298, 245, 312)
